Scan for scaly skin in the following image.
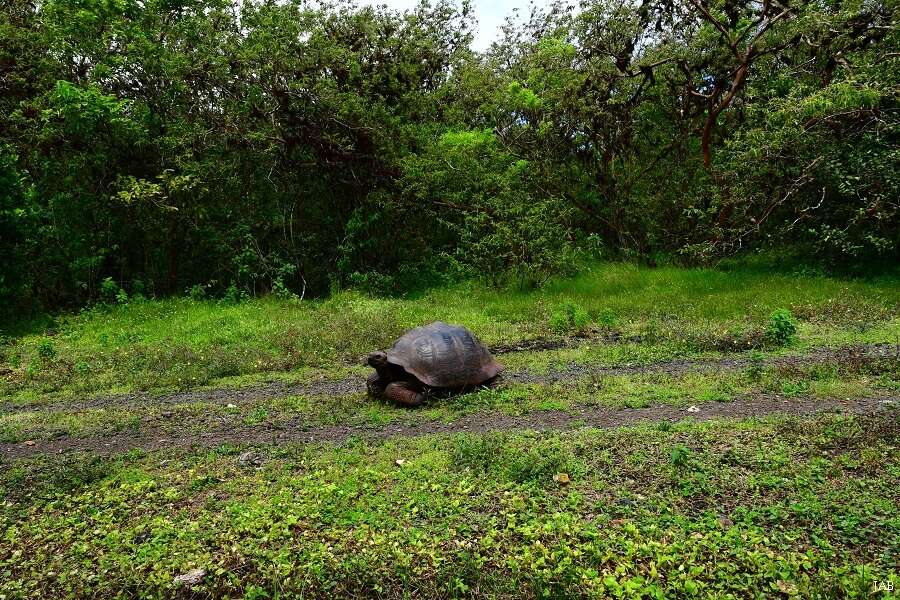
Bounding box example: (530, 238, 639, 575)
(383, 380, 426, 407)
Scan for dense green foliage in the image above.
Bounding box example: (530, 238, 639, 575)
(1, 0, 897, 314)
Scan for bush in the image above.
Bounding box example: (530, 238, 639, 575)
(187, 284, 207, 301)
(393, 130, 578, 290)
(766, 309, 798, 346)
(100, 277, 128, 305)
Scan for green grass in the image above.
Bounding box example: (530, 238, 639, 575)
(2, 412, 897, 598)
(1, 262, 898, 400)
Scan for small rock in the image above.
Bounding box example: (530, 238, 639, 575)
(687, 405, 700, 413)
(395, 459, 406, 466)
(776, 580, 798, 595)
(226, 403, 236, 409)
(718, 516, 734, 528)
(23, 440, 36, 447)
(173, 568, 205, 586)
(238, 451, 264, 468)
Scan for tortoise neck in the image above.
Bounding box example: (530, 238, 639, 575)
(374, 364, 394, 381)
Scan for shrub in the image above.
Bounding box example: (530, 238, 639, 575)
(100, 277, 128, 304)
(767, 309, 797, 346)
(187, 284, 207, 301)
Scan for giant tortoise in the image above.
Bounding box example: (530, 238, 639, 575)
(366, 322, 503, 407)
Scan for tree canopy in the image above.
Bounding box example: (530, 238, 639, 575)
(1, 0, 897, 314)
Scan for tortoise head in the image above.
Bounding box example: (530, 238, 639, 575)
(367, 351, 389, 369)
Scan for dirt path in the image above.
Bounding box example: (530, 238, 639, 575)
(3, 393, 896, 461)
(2, 343, 895, 415)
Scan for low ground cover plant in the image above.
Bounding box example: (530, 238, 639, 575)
(2, 414, 897, 598)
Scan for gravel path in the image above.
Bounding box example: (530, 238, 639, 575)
(4, 393, 896, 461)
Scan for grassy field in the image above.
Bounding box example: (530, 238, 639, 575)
(1, 262, 899, 597)
(2, 262, 898, 400)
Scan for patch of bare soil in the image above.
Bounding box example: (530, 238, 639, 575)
(3, 343, 894, 415)
(488, 330, 627, 354)
(3, 394, 896, 462)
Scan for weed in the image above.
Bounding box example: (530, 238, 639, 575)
(746, 350, 765, 381)
(549, 301, 591, 333)
(596, 307, 619, 328)
(245, 406, 270, 425)
(188, 283, 208, 300)
(780, 380, 810, 396)
(2, 455, 113, 503)
(669, 444, 691, 468)
(451, 433, 504, 472)
(36, 338, 55, 360)
(452, 433, 580, 484)
(504, 436, 579, 483)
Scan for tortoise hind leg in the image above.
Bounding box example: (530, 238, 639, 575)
(384, 381, 426, 407)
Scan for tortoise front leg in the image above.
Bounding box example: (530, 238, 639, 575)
(384, 381, 426, 407)
(366, 372, 386, 397)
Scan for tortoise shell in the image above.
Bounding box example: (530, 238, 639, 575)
(386, 322, 503, 388)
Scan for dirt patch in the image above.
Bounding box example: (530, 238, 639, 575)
(2, 343, 895, 415)
(488, 330, 627, 354)
(3, 394, 896, 462)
